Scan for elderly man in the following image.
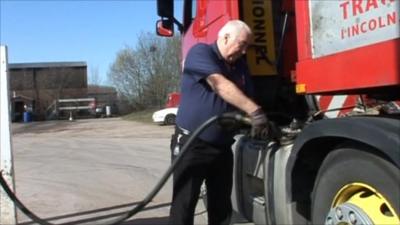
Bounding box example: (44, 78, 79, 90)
(169, 20, 268, 225)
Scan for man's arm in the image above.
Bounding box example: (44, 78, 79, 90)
(207, 73, 271, 139)
(206, 73, 259, 114)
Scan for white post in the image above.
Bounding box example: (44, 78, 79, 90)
(0, 45, 17, 225)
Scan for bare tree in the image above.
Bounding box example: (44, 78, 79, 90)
(88, 66, 104, 97)
(146, 34, 181, 107)
(89, 66, 103, 85)
(108, 32, 181, 110)
(108, 46, 146, 109)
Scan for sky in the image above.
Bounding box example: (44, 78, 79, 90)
(0, 0, 183, 85)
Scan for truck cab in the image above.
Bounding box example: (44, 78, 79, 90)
(156, 0, 400, 224)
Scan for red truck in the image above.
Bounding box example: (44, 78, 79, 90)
(165, 92, 180, 108)
(156, 0, 399, 224)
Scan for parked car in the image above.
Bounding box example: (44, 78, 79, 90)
(152, 107, 178, 125)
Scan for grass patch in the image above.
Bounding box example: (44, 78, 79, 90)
(122, 109, 155, 123)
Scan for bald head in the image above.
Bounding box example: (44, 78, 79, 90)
(218, 20, 252, 40)
(217, 20, 252, 63)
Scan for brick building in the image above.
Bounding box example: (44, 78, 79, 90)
(87, 85, 118, 115)
(9, 62, 87, 121)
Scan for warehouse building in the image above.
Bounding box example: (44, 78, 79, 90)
(9, 62, 87, 121)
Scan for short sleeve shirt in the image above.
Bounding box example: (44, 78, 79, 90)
(176, 42, 254, 147)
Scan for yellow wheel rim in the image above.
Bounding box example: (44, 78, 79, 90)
(331, 182, 399, 225)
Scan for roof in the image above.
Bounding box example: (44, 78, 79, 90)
(12, 94, 34, 101)
(9, 61, 87, 69)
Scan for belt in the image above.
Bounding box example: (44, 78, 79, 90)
(173, 126, 190, 156)
(176, 125, 190, 135)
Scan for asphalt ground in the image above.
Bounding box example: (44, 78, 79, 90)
(10, 118, 205, 225)
(9, 118, 252, 225)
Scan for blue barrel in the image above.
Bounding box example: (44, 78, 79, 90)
(23, 112, 32, 123)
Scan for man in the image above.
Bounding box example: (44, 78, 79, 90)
(169, 20, 268, 225)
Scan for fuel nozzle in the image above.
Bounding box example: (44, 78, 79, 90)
(218, 112, 281, 142)
(218, 112, 251, 127)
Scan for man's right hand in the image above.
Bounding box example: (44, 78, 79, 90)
(249, 108, 269, 139)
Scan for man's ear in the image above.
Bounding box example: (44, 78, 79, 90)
(224, 33, 230, 45)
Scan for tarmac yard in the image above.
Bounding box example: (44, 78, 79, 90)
(10, 118, 207, 225)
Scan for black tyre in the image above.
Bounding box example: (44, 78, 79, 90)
(164, 114, 176, 125)
(312, 147, 399, 225)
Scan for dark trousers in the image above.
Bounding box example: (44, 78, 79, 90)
(169, 127, 233, 225)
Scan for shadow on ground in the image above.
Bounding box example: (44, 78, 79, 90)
(19, 201, 171, 225)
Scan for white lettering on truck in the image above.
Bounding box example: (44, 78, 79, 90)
(339, 0, 398, 39)
(309, 0, 399, 58)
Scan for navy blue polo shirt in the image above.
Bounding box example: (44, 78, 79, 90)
(176, 42, 254, 147)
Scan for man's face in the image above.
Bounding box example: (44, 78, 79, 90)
(224, 30, 251, 63)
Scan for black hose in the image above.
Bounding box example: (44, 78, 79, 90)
(0, 113, 248, 225)
(0, 174, 52, 225)
(107, 114, 222, 225)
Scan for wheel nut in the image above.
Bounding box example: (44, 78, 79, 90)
(336, 207, 343, 220)
(349, 212, 357, 224)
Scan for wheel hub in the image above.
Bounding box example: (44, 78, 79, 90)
(326, 182, 400, 225)
(325, 202, 373, 225)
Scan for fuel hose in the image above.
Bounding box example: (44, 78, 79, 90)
(0, 113, 250, 225)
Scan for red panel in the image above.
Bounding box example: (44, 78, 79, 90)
(203, 0, 239, 43)
(182, 0, 239, 59)
(296, 39, 400, 93)
(294, 0, 312, 61)
(294, 0, 400, 94)
(281, 0, 298, 79)
(227, 0, 239, 20)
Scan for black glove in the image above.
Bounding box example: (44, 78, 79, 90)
(249, 108, 269, 139)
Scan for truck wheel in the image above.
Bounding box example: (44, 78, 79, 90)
(164, 114, 176, 125)
(312, 147, 399, 225)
